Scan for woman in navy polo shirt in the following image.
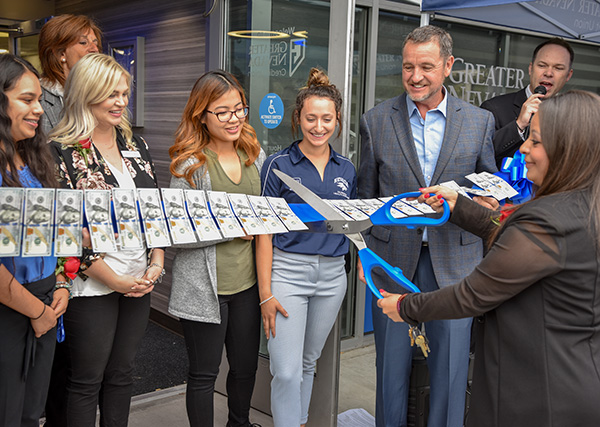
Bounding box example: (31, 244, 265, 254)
(256, 68, 357, 427)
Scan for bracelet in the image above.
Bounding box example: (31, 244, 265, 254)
(260, 295, 275, 306)
(396, 293, 408, 314)
(55, 280, 73, 299)
(516, 121, 524, 133)
(146, 263, 166, 283)
(32, 303, 46, 320)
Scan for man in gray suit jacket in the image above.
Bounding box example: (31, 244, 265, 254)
(358, 26, 496, 427)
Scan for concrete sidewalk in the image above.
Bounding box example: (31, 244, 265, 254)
(127, 345, 376, 427)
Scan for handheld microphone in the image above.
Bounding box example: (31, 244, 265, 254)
(533, 85, 547, 96)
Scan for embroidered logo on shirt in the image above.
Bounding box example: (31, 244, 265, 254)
(334, 177, 349, 198)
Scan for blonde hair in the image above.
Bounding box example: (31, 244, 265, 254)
(50, 53, 133, 145)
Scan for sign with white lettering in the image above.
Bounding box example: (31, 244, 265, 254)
(259, 93, 284, 129)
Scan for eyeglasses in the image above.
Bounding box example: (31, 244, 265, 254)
(205, 106, 249, 122)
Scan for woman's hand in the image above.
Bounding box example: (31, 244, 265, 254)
(260, 296, 288, 339)
(30, 304, 58, 338)
(50, 287, 69, 317)
(473, 196, 500, 211)
(376, 290, 405, 323)
(239, 234, 254, 241)
(112, 275, 152, 296)
(418, 185, 459, 213)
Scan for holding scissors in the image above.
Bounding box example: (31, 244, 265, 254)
(273, 169, 450, 299)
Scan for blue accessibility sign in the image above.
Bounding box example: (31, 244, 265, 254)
(259, 93, 284, 129)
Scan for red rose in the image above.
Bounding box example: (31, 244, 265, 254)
(499, 207, 516, 223)
(63, 257, 81, 280)
(79, 138, 92, 149)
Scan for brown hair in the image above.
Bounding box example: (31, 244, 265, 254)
(491, 90, 600, 243)
(169, 70, 260, 188)
(291, 67, 343, 139)
(38, 14, 103, 87)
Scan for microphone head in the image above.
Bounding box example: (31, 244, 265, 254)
(534, 85, 547, 95)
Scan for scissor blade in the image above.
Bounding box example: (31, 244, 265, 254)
(273, 169, 347, 221)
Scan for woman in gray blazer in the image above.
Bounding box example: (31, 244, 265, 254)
(38, 14, 101, 135)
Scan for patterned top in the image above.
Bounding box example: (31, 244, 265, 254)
(51, 130, 157, 191)
(50, 130, 159, 273)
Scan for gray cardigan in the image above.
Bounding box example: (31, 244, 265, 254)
(40, 81, 64, 136)
(167, 149, 266, 323)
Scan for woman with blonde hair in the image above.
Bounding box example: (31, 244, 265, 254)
(169, 70, 265, 427)
(49, 53, 164, 427)
(257, 68, 357, 426)
(379, 90, 600, 427)
(38, 14, 102, 134)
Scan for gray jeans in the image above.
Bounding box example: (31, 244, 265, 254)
(268, 248, 347, 426)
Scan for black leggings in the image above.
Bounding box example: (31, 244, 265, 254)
(181, 285, 260, 427)
(64, 292, 150, 427)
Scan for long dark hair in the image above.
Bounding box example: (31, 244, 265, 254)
(491, 90, 600, 243)
(0, 54, 58, 188)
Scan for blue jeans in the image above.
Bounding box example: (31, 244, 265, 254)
(268, 248, 347, 426)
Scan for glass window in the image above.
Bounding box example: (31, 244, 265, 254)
(373, 13, 600, 108)
(227, 0, 331, 157)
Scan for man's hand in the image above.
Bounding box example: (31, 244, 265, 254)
(516, 92, 545, 131)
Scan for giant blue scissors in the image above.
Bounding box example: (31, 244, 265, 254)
(273, 170, 450, 299)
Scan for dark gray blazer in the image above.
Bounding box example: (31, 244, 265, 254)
(480, 88, 528, 168)
(358, 92, 497, 291)
(40, 85, 64, 136)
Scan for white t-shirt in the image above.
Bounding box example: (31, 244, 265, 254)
(72, 158, 147, 297)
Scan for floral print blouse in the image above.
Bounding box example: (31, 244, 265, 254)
(51, 130, 158, 191)
(50, 129, 159, 270)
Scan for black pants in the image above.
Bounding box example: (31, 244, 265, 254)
(181, 285, 260, 427)
(0, 275, 56, 427)
(44, 339, 69, 427)
(64, 292, 150, 427)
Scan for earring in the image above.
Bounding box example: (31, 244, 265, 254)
(61, 58, 66, 63)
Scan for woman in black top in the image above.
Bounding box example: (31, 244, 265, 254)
(378, 90, 600, 427)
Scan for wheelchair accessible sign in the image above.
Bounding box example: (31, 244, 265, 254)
(259, 93, 284, 129)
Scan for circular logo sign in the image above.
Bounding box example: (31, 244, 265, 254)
(259, 93, 284, 129)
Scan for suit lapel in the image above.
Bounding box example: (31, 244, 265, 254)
(431, 95, 462, 184)
(391, 94, 426, 187)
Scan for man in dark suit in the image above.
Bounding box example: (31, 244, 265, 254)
(481, 38, 574, 168)
(358, 25, 496, 427)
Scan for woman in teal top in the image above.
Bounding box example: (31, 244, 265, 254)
(0, 54, 69, 427)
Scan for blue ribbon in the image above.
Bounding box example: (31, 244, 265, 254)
(495, 152, 533, 204)
(57, 315, 65, 343)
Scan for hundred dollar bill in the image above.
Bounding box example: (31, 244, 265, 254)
(247, 195, 287, 234)
(55, 189, 83, 257)
(184, 189, 222, 241)
(0, 188, 24, 257)
(23, 188, 55, 257)
(207, 191, 245, 238)
(137, 188, 171, 248)
(85, 190, 118, 253)
(228, 193, 267, 236)
(113, 188, 144, 250)
(266, 197, 308, 231)
(161, 188, 197, 244)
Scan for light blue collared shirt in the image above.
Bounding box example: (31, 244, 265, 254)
(406, 87, 448, 241)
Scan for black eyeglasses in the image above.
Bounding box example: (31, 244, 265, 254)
(205, 106, 249, 122)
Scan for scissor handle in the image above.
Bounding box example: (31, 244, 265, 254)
(369, 192, 450, 229)
(359, 247, 421, 299)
